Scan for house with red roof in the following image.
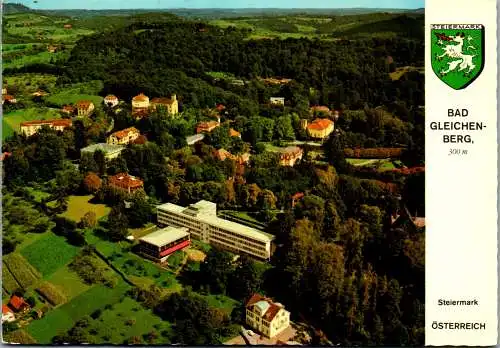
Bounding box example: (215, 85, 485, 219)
(20, 119, 72, 137)
(107, 127, 140, 145)
(150, 95, 178, 115)
(108, 173, 144, 194)
(76, 100, 95, 117)
(246, 293, 290, 338)
(2, 305, 15, 323)
(8, 295, 29, 313)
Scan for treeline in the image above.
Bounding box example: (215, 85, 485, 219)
(61, 19, 424, 111)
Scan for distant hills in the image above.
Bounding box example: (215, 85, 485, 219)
(3, 2, 424, 19)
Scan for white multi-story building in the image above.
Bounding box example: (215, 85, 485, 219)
(156, 200, 275, 260)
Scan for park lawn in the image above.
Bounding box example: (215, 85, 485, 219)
(86, 296, 173, 344)
(377, 160, 397, 171)
(59, 195, 111, 222)
(204, 294, 239, 314)
(45, 92, 103, 108)
(2, 107, 62, 140)
(20, 232, 80, 278)
(46, 265, 92, 300)
(27, 282, 130, 344)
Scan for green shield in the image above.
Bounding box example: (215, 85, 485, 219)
(431, 24, 485, 89)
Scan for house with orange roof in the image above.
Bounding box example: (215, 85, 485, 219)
(305, 118, 334, 140)
(150, 95, 178, 115)
(76, 100, 95, 116)
(196, 120, 220, 134)
(2, 95, 17, 105)
(229, 128, 241, 138)
(2, 305, 15, 323)
(61, 105, 76, 115)
(291, 192, 304, 207)
(279, 146, 303, 167)
(8, 295, 29, 313)
(246, 293, 290, 338)
(104, 94, 119, 107)
(107, 127, 140, 145)
(20, 119, 72, 137)
(108, 173, 144, 194)
(132, 93, 150, 116)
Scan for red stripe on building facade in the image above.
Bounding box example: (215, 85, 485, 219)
(159, 240, 191, 257)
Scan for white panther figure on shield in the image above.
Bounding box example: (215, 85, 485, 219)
(435, 32, 476, 76)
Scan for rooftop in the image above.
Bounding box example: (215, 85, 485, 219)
(139, 226, 189, 247)
(81, 143, 125, 154)
(186, 134, 205, 145)
(76, 100, 93, 108)
(9, 295, 28, 310)
(307, 118, 334, 131)
(20, 119, 72, 127)
(110, 127, 140, 140)
(246, 293, 285, 321)
(105, 94, 118, 100)
(109, 173, 144, 189)
(133, 93, 149, 102)
(157, 201, 275, 243)
(151, 97, 175, 105)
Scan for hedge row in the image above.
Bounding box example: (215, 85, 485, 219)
(344, 148, 405, 158)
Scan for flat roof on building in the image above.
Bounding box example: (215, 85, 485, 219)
(80, 143, 125, 154)
(139, 226, 189, 247)
(157, 201, 275, 243)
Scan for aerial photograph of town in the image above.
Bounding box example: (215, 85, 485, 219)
(1, 0, 425, 345)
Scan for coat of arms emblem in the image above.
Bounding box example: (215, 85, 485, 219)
(431, 24, 484, 89)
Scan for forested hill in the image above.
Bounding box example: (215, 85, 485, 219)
(62, 18, 424, 113)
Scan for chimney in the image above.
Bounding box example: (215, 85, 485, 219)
(171, 94, 177, 101)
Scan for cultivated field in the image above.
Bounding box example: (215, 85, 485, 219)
(21, 232, 80, 277)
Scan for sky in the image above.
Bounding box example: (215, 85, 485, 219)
(9, 0, 424, 10)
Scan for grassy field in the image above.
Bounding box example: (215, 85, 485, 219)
(2, 107, 62, 140)
(59, 195, 111, 222)
(204, 294, 239, 314)
(346, 158, 400, 171)
(47, 265, 92, 300)
(2, 263, 22, 293)
(3, 253, 42, 289)
(27, 282, 130, 344)
(85, 296, 173, 344)
(45, 92, 103, 108)
(3, 50, 70, 69)
(20, 232, 80, 278)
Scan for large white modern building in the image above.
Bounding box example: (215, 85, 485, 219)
(156, 200, 275, 260)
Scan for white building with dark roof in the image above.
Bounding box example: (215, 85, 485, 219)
(157, 200, 275, 260)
